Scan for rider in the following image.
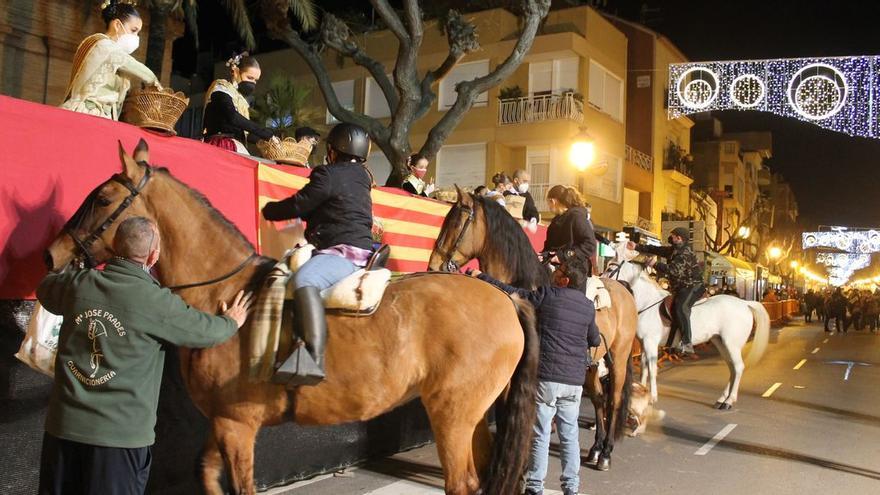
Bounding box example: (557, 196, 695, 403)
(261, 123, 374, 386)
(543, 185, 596, 275)
(629, 227, 704, 355)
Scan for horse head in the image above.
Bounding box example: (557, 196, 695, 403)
(428, 185, 486, 272)
(45, 140, 156, 272)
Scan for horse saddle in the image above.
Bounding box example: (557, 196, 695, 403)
(286, 244, 392, 315)
(659, 293, 710, 322)
(586, 276, 612, 311)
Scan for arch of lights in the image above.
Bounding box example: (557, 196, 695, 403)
(668, 56, 880, 138)
(802, 231, 880, 285)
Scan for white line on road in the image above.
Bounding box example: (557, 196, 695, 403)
(695, 424, 737, 456)
(823, 338, 829, 343)
(762, 382, 783, 398)
(811, 347, 820, 354)
(364, 480, 444, 494)
(793, 359, 807, 370)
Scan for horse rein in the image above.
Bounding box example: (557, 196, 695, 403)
(605, 259, 665, 314)
(66, 164, 257, 290)
(437, 203, 475, 272)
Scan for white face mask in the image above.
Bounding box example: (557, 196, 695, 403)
(517, 183, 529, 194)
(117, 33, 140, 54)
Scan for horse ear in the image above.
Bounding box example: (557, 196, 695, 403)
(455, 184, 474, 208)
(133, 139, 150, 165)
(118, 140, 143, 181)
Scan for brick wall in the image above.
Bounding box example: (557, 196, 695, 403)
(0, 0, 182, 105)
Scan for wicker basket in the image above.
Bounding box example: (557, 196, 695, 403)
(121, 87, 189, 136)
(257, 137, 313, 166)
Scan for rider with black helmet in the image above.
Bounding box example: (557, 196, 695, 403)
(262, 123, 374, 386)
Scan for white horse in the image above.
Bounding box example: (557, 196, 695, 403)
(606, 243, 770, 409)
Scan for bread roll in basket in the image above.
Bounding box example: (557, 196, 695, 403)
(257, 137, 314, 166)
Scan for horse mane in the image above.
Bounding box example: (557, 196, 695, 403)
(476, 196, 550, 288)
(154, 167, 255, 250)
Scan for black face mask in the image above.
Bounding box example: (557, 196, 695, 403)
(238, 81, 256, 97)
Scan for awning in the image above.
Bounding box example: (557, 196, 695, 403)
(711, 254, 757, 279)
(768, 274, 783, 284)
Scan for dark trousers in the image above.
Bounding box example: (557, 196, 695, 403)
(671, 284, 705, 346)
(39, 432, 151, 495)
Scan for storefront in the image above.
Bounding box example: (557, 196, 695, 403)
(708, 253, 760, 300)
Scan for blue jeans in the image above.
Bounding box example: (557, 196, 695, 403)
(524, 381, 583, 494)
(293, 254, 359, 291)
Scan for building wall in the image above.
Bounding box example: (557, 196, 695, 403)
(0, 0, 180, 105)
(254, 6, 628, 230)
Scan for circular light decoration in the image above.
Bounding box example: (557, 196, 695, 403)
(729, 74, 765, 108)
(787, 63, 848, 120)
(676, 67, 719, 110)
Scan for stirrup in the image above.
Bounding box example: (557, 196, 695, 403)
(273, 346, 325, 388)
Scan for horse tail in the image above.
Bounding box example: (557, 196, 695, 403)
(483, 294, 539, 495)
(744, 301, 770, 367)
(611, 357, 634, 441)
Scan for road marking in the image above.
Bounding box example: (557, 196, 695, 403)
(811, 347, 820, 354)
(695, 423, 737, 456)
(762, 382, 783, 398)
(793, 359, 807, 370)
(823, 338, 829, 343)
(364, 480, 445, 494)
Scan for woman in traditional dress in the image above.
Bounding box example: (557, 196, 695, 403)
(61, 0, 160, 120)
(400, 154, 435, 197)
(202, 53, 276, 154)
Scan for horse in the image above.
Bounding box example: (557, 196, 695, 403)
(43, 140, 540, 495)
(427, 190, 639, 472)
(606, 242, 770, 409)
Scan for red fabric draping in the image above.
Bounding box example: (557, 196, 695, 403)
(0, 96, 258, 299)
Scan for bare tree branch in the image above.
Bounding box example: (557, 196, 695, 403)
(282, 30, 389, 142)
(370, 0, 409, 42)
(420, 0, 551, 159)
(402, 0, 422, 40)
(320, 14, 399, 111)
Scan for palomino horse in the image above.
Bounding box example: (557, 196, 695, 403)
(43, 141, 540, 495)
(607, 242, 770, 409)
(428, 191, 639, 472)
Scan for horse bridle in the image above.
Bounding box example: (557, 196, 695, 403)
(68, 167, 154, 269)
(436, 203, 475, 272)
(605, 259, 666, 314)
(66, 165, 256, 290)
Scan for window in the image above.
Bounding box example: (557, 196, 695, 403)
(737, 177, 745, 205)
(436, 143, 486, 189)
(439, 60, 489, 110)
(366, 151, 393, 187)
(724, 142, 737, 154)
(325, 80, 355, 124)
(365, 77, 391, 118)
(588, 60, 623, 121)
(528, 57, 579, 95)
(527, 146, 551, 211)
(581, 153, 622, 203)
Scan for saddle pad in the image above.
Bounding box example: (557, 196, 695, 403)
(319, 268, 391, 312)
(587, 276, 612, 310)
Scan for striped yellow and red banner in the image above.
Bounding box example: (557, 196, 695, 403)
(257, 163, 546, 273)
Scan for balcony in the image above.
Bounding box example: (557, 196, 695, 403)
(625, 145, 653, 172)
(624, 214, 656, 233)
(498, 93, 585, 126)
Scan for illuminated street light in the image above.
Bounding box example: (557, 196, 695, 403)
(569, 128, 596, 171)
(768, 246, 782, 259)
(790, 260, 799, 269)
(737, 226, 751, 239)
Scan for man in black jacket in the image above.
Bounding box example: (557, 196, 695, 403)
(469, 255, 599, 495)
(503, 169, 540, 223)
(629, 226, 705, 355)
(262, 123, 374, 386)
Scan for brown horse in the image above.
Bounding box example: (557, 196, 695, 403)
(428, 190, 639, 471)
(43, 141, 540, 495)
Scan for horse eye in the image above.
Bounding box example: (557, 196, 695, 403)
(96, 196, 112, 207)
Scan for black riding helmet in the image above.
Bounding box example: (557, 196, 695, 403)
(326, 123, 371, 162)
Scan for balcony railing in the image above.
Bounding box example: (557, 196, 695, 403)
(624, 214, 656, 232)
(625, 145, 653, 172)
(498, 93, 585, 126)
(664, 160, 694, 178)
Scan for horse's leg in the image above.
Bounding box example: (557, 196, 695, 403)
(597, 345, 630, 471)
(720, 340, 745, 408)
(201, 435, 224, 495)
(470, 418, 492, 485)
(639, 339, 649, 387)
(710, 336, 733, 408)
(214, 417, 259, 495)
(584, 368, 606, 467)
(430, 416, 479, 494)
(643, 338, 661, 404)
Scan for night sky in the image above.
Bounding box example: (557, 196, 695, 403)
(175, 0, 880, 229)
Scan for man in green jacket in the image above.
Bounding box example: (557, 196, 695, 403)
(36, 216, 253, 495)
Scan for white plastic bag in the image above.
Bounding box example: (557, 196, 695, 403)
(15, 302, 63, 377)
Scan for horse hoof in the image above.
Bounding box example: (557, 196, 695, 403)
(718, 403, 733, 410)
(585, 449, 600, 465)
(714, 401, 724, 409)
(596, 456, 611, 471)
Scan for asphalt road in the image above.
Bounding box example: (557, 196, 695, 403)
(272, 321, 880, 495)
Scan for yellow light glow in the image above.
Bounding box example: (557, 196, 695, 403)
(790, 260, 799, 269)
(569, 140, 596, 171)
(768, 246, 782, 259)
(737, 226, 751, 239)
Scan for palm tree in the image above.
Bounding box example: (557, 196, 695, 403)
(132, 0, 318, 76)
(251, 76, 322, 138)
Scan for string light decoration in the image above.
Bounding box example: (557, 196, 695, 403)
(816, 253, 871, 270)
(669, 56, 880, 138)
(803, 231, 879, 285)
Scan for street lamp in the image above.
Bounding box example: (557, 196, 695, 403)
(569, 127, 596, 171)
(790, 260, 799, 269)
(768, 246, 782, 259)
(737, 226, 751, 239)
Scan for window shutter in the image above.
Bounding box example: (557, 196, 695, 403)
(436, 143, 487, 188)
(439, 60, 490, 109)
(365, 77, 391, 118)
(553, 57, 579, 93)
(325, 80, 355, 124)
(529, 61, 552, 95)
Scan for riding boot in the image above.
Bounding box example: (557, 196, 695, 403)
(274, 286, 327, 387)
